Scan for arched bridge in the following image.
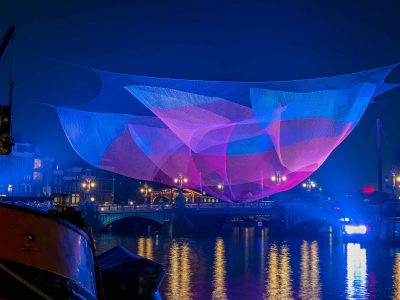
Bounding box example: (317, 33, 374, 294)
(82, 201, 276, 230)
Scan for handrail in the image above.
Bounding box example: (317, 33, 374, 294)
(95, 201, 274, 212)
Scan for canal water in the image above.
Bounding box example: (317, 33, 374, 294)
(94, 228, 400, 299)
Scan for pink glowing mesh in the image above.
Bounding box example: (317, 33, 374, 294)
(57, 65, 398, 202)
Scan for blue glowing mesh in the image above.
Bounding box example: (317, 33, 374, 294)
(57, 65, 398, 202)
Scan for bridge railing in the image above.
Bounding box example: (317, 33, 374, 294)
(96, 201, 274, 212)
(185, 202, 274, 209)
(97, 204, 173, 212)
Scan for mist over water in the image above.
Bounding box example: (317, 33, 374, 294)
(95, 228, 399, 299)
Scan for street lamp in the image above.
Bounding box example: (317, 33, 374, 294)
(270, 172, 287, 185)
(217, 184, 224, 191)
(302, 179, 317, 191)
(140, 185, 152, 204)
(173, 174, 188, 207)
(386, 169, 400, 196)
(174, 174, 188, 189)
(81, 176, 96, 202)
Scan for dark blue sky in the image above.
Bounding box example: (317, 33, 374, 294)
(1, 0, 400, 190)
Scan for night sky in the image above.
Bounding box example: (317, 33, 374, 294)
(1, 0, 400, 191)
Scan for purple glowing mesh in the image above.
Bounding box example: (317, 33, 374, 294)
(57, 65, 398, 202)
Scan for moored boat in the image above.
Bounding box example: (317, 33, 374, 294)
(0, 202, 99, 299)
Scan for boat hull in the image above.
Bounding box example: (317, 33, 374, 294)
(0, 203, 97, 299)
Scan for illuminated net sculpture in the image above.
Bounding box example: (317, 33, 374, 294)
(57, 65, 398, 202)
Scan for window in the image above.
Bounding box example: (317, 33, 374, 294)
(33, 171, 43, 180)
(34, 158, 43, 169)
(394, 223, 400, 238)
(72, 194, 80, 204)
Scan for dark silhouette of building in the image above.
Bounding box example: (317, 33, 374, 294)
(0, 142, 54, 197)
(0, 141, 114, 203)
(53, 166, 114, 204)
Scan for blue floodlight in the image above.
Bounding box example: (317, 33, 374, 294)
(344, 225, 367, 235)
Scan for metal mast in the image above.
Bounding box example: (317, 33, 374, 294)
(377, 118, 382, 193)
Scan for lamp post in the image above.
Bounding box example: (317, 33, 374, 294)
(173, 174, 188, 207)
(386, 169, 400, 196)
(81, 176, 96, 202)
(215, 184, 224, 203)
(140, 185, 152, 204)
(270, 172, 287, 185)
(174, 174, 188, 189)
(302, 179, 317, 191)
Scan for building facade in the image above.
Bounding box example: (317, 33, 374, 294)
(0, 142, 54, 197)
(53, 166, 114, 204)
(0, 142, 114, 203)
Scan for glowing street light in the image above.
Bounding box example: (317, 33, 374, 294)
(173, 174, 189, 207)
(81, 176, 96, 202)
(302, 179, 317, 191)
(386, 169, 400, 196)
(140, 184, 152, 204)
(81, 178, 96, 190)
(270, 172, 287, 185)
(174, 174, 188, 189)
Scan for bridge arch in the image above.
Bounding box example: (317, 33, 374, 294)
(101, 216, 164, 232)
(99, 213, 166, 231)
(153, 195, 171, 204)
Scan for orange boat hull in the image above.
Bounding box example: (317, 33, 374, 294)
(0, 203, 97, 299)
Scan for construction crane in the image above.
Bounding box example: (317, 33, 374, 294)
(0, 25, 15, 155)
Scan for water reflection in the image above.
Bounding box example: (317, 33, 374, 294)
(265, 244, 293, 300)
(244, 227, 250, 272)
(94, 228, 399, 300)
(300, 241, 321, 299)
(167, 241, 192, 300)
(260, 228, 268, 284)
(138, 237, 144, 256)
(212, 237, 227, 300)
(346, 243, 367, 299)
(393, 253, 400, 299)
(310, 242, 321, 299)
(280, 245, 293, 300)
(137, 236, 153, 260)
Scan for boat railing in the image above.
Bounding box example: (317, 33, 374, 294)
(3, 200, 53, 213)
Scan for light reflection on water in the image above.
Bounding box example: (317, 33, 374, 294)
(166, 241, 192, 300)
(346, 243, 367, 300)
(212, 238, 227, 300)
(94, 228, 400, 300)
(300, 240, 321, 299)
(265, 244, 279, 299)
(266, 243, 294, 300)
(137, 236, 154, 260)
(393, 253, 400, 300)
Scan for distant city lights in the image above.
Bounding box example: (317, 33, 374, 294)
(344, 225, 367, 235)
(361, 186, 375, 194)
(302, 179, 317, 191)
(174, 174, 188, 188)
(270, 172, 287, 184)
